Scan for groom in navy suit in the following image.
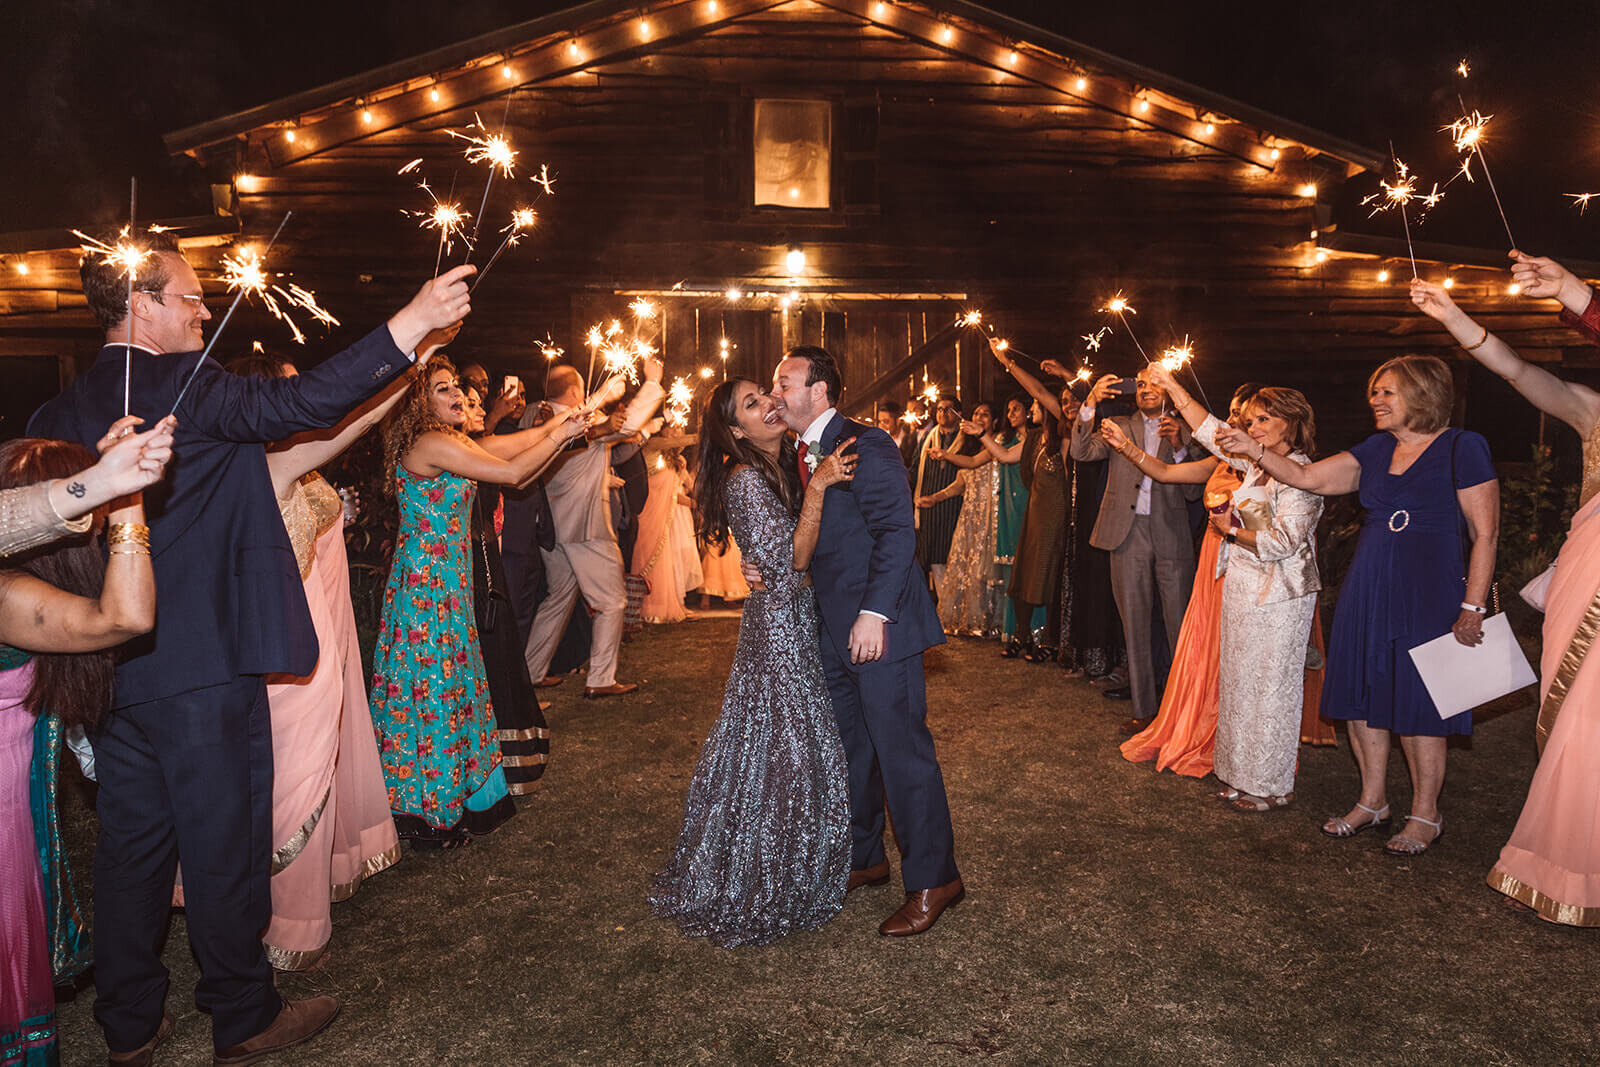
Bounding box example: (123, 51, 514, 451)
(771, 346, 963, 936)
(29, 232, 472, 1063)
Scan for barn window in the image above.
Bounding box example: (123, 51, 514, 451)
(753, 99, 831, 209)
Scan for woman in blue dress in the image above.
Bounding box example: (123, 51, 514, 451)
(650, 378, 852, 947)
(1213, 355, 1499, 855)
(371, 357, 587, 848)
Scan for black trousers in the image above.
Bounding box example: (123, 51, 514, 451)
(92, 677, 281, 1052)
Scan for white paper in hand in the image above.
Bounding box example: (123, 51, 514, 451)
(1408, 613, 1538, 719)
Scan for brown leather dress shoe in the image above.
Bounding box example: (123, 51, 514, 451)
(213, 996, 340, 1066)
(584, 682, 639, 699)
(846, 861, 891, 893)
(107, 1011, 173, 1066)
(879, 877, 965, 936)
(534, 675, 564, 688)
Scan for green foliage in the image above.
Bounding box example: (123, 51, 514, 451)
(1498, 443, 1577, 591)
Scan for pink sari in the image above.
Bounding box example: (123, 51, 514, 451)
(1488, 491, 1600, 925)
(0, 664, 54, 1063)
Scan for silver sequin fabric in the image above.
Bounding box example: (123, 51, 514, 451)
(649, 467, 850, 947)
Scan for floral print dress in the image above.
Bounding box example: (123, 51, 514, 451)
(369, 465, 502, 828)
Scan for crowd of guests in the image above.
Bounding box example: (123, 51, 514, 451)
(4, 232, 1600, 1064)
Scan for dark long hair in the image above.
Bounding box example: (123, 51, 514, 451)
(0, 439, 115, 730)
(693, 378, 802, 551)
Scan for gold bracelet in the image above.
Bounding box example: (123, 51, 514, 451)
(1462, 325, 1491, 352)
(108, 544, 150, 556)
(107, 523, 150, 546)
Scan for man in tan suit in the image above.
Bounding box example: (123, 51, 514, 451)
(522, 359, 665, 698)
(1070, 371, 1200, 730)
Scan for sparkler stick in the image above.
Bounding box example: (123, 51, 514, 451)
(470, 208, 537, 292)
(1445, 92, 1516, 248)
(1363, 145, 1436, 279)
(447, 111, 518, 249)
(1098, 292, 1148, 361)
(1156, 336, 1210, 410)
(1568, 193, 1597, 215)
(405, 179, 471, 278)
(169, 212, 293, 415)
(535, 335, 563, 396)
(124, 178, 137, 416)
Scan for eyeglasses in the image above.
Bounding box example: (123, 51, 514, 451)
(139, 290, 206, 308)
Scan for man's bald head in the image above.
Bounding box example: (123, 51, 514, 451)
(547, 365, 584, 405)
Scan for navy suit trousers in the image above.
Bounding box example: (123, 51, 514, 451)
(92, 677, 281, 1052)
(820, 630, 959, 891)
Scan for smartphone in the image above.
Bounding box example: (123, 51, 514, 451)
(502, 375, 522, 398)
(1108, 377, 1137, 398)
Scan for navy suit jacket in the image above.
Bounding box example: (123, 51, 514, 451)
(28, 326, 411, 707)
(810, 413, 944, 666)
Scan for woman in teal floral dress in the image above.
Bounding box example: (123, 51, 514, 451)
(371, 356, 587, 848)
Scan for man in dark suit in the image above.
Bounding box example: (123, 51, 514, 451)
(1069, 370, 1200, 733)
(875, 399, 918, 473)
(771, 345, 962, 936)
(29, 232, 471, 1064)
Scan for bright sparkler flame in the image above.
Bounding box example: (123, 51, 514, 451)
(1157, 337, 1195, 373)
(957, 310, 983, 328)
(900, 409, 926, 428)
(1072, 367, 1093, 384)
(531, 164, 557, 196)
(72, 228, 152, 280)
(994, 339, 1009, 352)
(665, 375, 695, 429)
(1456, 59, 1470, 79)
(586, 325, 605, 348)
(607, 320, 623, 338)
(1447, 111, 1490, 156)
(447, 114, 518, 178)
(405, 181, 472, 256)
(219, 247, 340, 346)
(1099, 292, 1135, 316)
(534, 337, 564, 361)
(922, 382, 940, 403)
(629, 298, 657, 321)
(1361, 158, 1444, 221)
(1081, 326, 1111, 352)
(398, 159, 424, 175)
(1568, 193, 1598, 214)
(507, 208, 538, 231)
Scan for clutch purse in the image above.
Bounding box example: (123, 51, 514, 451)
(1520, 561, 1556, 613)
(1232, 486, 1273, 531)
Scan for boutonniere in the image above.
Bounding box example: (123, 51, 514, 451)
(803, 446, 823, 472)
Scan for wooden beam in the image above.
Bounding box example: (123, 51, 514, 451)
(847, 318, 960, 414)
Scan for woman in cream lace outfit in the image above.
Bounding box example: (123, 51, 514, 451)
(1148, 364, 1323, 811)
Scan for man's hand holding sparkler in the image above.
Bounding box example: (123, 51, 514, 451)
(386, 264, 476, 357)
(1157, 415, 1183, 451)
(417, 322, 462, 366)
(1510, 250, 1592, 316)
(1039, 359, 1071, 379)
(642, 354, 664, 385)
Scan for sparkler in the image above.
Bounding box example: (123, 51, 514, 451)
(1568, 193, 1597, 215)
(1364, 150, 1439, 279)
(1444, 105, 1515, 248)
(1081, 326, 1110, 352)
(957, 310, 983, 328)
(217, 246, 340, 345)
(1156, 335, 1210, 410)
(470, 208, 538, 292)
(76, 182, 150, 415)
(447, 112, 518, 247)
(1097, 290, 1148, 361)
(170, 212, 294, 415)
(664, 375, 695, 430)
(405, 180, 472, 277)
(535, 335, 564, 396)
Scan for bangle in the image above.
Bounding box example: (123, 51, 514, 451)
(1462, 325, 1491, 352)
(1255, 441, 1266, 463)
(1460, 601, 1487, 615)
(107, 522, 150, 546)
(108, 544, 150, 556)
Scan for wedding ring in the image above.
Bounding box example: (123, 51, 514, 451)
(1387, 509, 1410, 533)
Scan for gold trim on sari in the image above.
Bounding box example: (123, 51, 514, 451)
(264, 938, 330, 972)
(500, 752, 548, 767)
(328, 843, 402, 904)
(496, 726, 549, 742)
(1487, 865, 1600, 927)
(269, 788, 329, 876)
(1534, 581, 1600, 754)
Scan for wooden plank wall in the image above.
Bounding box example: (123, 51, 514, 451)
(2, 0, 1593, 459)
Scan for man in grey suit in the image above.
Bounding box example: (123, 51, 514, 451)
(1070, 370, 1200, 730)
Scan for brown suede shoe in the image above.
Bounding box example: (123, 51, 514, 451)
(212, 997, 340, 1066)
(584, 682, 639, 700)
(846, 861, 891, 893)
(107, 1011, 173, 1066)
(534, 675, 564, 688)
(879, 878, 965, 937)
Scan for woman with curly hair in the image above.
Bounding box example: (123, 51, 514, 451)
(1, 425, 172, 1067)
(370, 355, 587, 848)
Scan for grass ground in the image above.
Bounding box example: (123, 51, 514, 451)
(55, 618, 1596, 1065)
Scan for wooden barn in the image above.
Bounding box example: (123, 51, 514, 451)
(3, 0, 1597, 450)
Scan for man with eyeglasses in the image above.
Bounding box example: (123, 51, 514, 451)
(912, 395, 977, 602)
(29, 231, 471, 1065)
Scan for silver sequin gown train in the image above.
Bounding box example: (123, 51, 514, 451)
(649, 467, 850, 947)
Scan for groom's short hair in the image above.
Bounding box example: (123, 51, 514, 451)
(786, 345, 842, 407)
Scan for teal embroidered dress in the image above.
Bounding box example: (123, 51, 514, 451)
(369, 466, 505, 829)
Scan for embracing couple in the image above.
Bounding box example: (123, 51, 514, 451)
(650, 345, 963, 945)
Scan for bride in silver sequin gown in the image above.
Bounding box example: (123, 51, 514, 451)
(650, 381, 850, 947)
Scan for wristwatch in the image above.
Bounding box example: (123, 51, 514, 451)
(1224, 531, 1238, 544)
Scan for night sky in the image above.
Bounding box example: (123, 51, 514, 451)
(4, 1, 1598, 258)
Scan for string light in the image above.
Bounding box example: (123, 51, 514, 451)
(13, 261, 28, 277)
(568, 39, 582, 58)
(724, 288, 742, 301)
(785, 246, 807, 273)
(235, 173, 260, 194)
(1508, 282, 1521, 295)
(1296, 183, 1317, 199)
(430, 87, 441, 103)
(284, 129, 296, 143)
(1075, 77, 1088, 91)
(708, 0, 719, 12)
(1204, 123, 1216, 135)
(874, 1, 887, 14)
(1443, 277, 1455, 289)
(699, 366, 714, 379)
(1270, 147, 1281, 161)
(940, 25, 954, 43)
(1313, 249, 1329, 264)
(361, 108, 374, 125)
(502, 64, 514, 80)
(1137, 98, 1150, 113)
(1377, 269, 1390, 283)
(637, 18, 651, 38)
(1006, 50, 1019, 65)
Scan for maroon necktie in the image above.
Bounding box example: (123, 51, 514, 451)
(797, 441, 811, 489)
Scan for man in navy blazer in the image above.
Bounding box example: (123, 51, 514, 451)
(771, 346, 963, 936)
(28, 232, 472, 1063)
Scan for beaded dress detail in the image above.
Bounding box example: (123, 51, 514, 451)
(649, 467, 849, 947)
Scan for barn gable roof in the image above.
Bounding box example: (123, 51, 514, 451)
(163, 0, 1384, 179)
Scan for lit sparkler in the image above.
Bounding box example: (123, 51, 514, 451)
(531, 164, 556, 196)
(405, 180, 472, 277)
(1157, 337, 1194, 373)
(664, 375, 695, 430)
(1443, 106, 1516, 247)
(170, 212, 294, 415)
(1365, 150, 1437, 278)
(1098, 290, 1148, 360)
(957, 310, 983, 328)
(448, 112, 518, 248)
(630, 298, 657, 321)
(470, 207, 538, 291)
(1081, 326, 1111, 352)
(1456, 58, 1470, 79)
(535, 334, 564, 395)
(218, 246, 340, 345)
(1568, 193, 1597, 214)
(398, 159, 424, 175)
